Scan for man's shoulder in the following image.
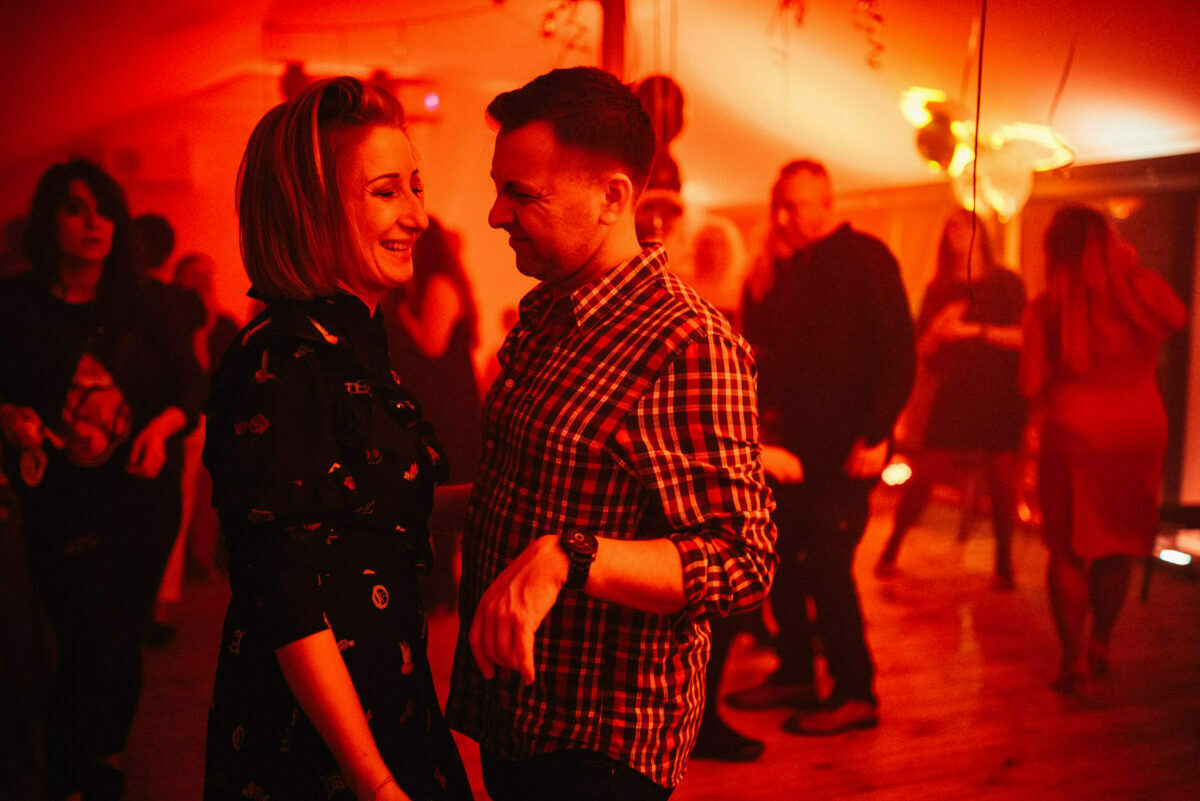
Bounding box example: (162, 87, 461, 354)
(626, 266, 746, 353)
(831, 223, 896, 261)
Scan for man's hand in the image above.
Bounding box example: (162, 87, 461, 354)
(843, 437, 888, 479)
(469, 535, 568, 685)
(761, 444, 804, 484)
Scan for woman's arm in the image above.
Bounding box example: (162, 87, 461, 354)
(276, 630, 412, 801)
(977, 322, 1023, 350)
(395, 275, 461, 359)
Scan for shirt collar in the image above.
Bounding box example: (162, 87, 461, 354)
(518, 243, 668, 331)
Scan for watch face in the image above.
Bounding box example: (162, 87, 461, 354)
(565, 530, 598, 557)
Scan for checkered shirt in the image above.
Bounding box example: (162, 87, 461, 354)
(446, 244, 777, 787)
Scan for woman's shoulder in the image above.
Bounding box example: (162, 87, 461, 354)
(206, 300, 351, 412)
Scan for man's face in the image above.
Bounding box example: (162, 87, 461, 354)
(488, 121, 605, 285)
(772, 170, 833, 252)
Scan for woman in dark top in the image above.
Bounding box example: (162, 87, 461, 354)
(0, 158, 201, 801)
(201, 77, 469, 801)
(876, 210, 1026, 588)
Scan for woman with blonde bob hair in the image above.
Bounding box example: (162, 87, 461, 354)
(202, 77, 470, 801)
(1020, 205, 1185, 695)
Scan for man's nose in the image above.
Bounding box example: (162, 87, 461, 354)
(488, 196, 511, 230)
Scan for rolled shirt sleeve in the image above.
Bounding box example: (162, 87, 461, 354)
(613, 332, 778, 629)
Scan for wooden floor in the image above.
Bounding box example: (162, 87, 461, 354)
(122, 488, 1200, 801)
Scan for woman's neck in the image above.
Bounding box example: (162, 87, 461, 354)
(53, 260, 103, 303)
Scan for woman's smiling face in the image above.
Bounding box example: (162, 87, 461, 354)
(338, 125, 429, 304)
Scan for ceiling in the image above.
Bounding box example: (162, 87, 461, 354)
(3, 0, 1198, 206)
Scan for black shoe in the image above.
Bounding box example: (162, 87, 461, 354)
(691, 716, 765, 762)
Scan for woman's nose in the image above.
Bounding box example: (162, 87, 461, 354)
(399, 194, 428, 234)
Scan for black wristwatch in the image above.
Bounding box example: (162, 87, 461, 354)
(560, 530, 598, 591)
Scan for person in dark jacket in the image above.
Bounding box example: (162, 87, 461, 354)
(723, 159, 915, 736)
(0, 157, 202, 801)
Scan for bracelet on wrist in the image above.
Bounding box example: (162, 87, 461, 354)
(365, 774, 395, 801)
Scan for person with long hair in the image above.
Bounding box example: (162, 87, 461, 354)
(875, 209, 1026, 588)
(201, 77, 470, 800)
(1020, 205, 1185, 694)
(0, 158, 201, 801)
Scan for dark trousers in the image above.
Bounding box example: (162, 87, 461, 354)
(20, 463, 180, 797)
(481, 749, 673, 801)
(771, 478, 877, 704)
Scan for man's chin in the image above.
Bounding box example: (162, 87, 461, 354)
(513, 254, 543, 281)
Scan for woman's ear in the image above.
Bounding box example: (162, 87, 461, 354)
(598, 172, 635, 225)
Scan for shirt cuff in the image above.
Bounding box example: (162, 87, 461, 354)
(667, 532, 718, 642)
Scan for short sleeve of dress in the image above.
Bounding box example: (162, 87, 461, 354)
(204, 338, 359, 648)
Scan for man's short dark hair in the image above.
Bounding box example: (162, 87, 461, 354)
(771, 158, 831, 210)
(487, 67, 656, 196)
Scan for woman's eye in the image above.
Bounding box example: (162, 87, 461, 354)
(372, 189, 396, 199)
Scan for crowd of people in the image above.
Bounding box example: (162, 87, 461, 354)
(0, 66, 1187, 801)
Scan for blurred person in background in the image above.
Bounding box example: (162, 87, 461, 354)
(0, 157, 201, 801)
(875, 209, 1026, 589)
(132, 212, 207, 644)
(727, 159, 914, 736)
(202, 76, 470, 801)
(1020, 205, 1185, 695)
(383, 216, 482, 611)
(173, 251, 240, 580)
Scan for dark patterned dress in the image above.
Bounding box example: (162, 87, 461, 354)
(201, 293, 470, 801)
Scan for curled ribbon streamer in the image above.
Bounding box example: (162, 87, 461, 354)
(851, 0, 885, 69)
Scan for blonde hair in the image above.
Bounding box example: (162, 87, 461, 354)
(236, 77, 406, 300)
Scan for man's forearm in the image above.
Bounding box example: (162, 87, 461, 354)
(585, 536, 686, 615)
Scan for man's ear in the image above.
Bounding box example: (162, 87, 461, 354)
(598, 172, 635, 225)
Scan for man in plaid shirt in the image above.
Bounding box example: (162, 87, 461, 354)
(445, 67, 777, 800)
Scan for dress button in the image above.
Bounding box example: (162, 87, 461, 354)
(504, 378, 515, 389)
(486, 439, 495, 449)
